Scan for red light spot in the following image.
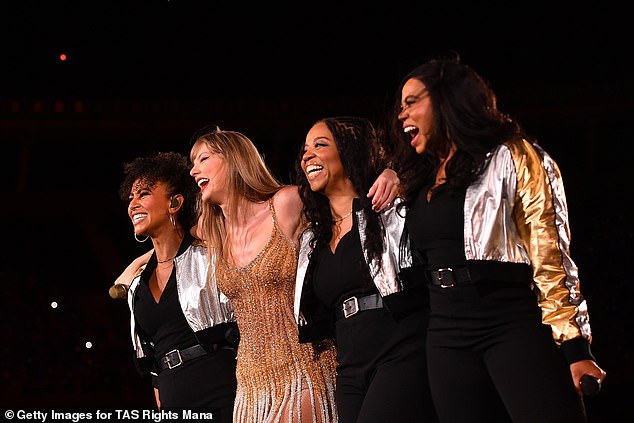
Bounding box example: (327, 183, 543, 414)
(60, 54, 67, 61)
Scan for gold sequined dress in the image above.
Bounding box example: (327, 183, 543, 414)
(216, 200, 338, 423)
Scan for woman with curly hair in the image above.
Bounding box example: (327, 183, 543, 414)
(116, 151, 238, 421)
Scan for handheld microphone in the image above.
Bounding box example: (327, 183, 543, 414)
(109, 283, 129, 300)
(580, 374, 601, 396)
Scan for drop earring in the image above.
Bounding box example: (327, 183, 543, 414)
(169, 214, 176, 230)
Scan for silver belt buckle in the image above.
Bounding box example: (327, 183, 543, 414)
(342, 296, 359, 318)
(437, 267, 456, 288)
(166, 349, 183, 369)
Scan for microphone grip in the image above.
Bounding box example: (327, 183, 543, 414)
(580, 374, 601, 396)
(109, 283, 129, 300)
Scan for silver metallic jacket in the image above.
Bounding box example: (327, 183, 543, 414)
(294, 198, 412, 325)
(464, 138, 591, 346)
(128, 242, 235, 359)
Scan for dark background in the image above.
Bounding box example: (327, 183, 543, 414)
(1, 1, 632, 420)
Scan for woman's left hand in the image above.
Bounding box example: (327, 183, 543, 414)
(570, 359, 607, 397)
(367, 168, 400, 211)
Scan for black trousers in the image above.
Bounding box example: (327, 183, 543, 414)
(426, 281, 587, 423)
(335, 307, 438, 423)
(157, 347, 237, 423)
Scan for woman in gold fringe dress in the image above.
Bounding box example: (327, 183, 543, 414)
(190, 126, 397, 423)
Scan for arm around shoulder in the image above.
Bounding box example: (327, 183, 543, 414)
(109, 249, 153, 299)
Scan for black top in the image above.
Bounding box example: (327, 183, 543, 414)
(313, 212, 376, 308)
(134, 237, 198, 360)
(406, 184, 467, 270)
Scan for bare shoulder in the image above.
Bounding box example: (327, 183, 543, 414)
(273, 185, 302, 212)
(272, 185, 303, 243)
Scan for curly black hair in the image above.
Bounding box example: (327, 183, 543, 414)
(118, 151, 199, 231)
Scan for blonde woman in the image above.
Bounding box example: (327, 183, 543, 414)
(190, 127, 397, 423)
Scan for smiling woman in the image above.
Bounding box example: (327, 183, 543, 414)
(388, 54, 607, 422)
(294, 116, 438, 422)
(188, 125, 401, 423)
(114, 151, 239, 421)
(189, 128, 339, 423)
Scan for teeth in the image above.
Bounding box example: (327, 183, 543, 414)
(133, 214, 147, 223)
(306, 164, 323, 174)
(197, 178, 209, 187)
(404, 126, 416, 134)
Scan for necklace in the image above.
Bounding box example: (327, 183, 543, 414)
(157, 255, 176, 264)
(332, 210, 353, 223)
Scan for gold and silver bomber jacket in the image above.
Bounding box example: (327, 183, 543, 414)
(127, 243, 236, 359)
(465, 138, 592, 346)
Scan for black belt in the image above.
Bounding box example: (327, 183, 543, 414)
(336, 293, 384, 320)
(428, 267, 471, 288)
(156, 344, 208, 372)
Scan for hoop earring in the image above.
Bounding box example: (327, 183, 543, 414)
(134, 233, 149, 243)
(170, 214, 176, 230)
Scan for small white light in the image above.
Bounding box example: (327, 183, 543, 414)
(85, 341, 93, 349)
(51, 301, 58, 309)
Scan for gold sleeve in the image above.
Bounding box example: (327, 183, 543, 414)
(509, 139, 592, 346)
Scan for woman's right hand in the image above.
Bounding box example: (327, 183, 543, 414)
(112, 249, 153, 288)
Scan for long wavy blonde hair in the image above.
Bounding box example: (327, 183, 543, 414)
(190, 126, 283, 259)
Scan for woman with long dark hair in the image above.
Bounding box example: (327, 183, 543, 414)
(294, 116, 437, 423)
(388, 53, 606, 422)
